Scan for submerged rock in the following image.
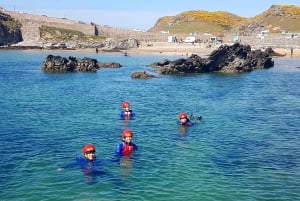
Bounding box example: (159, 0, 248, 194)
(150, 43, 275, 74)
(131, 71, 155, 79)
(97, 62, 122, 68)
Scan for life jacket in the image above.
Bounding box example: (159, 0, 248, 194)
(121, 142, 135, 155)
(124, 111, 132, 118)
(179, 118, 193, 126)
(180, 122, 188, 126)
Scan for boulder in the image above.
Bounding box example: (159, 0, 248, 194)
(41, 55, 99, 72)
(97, 62, 122, 68)
(131, 71, 155, 79)
(264, 47, 286, 57)
(150, 43, 274, 74)
(148, 59, 171, 68)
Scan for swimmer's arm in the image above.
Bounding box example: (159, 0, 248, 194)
(57, 167, 64, 171)
(188, 121, 194, 126)
(115, 143, 124, 156)
(130, 110, 135, 117)
(133, 143, 138, 151)
(57, 157, 84, 171)
(57, 163, 75, 171)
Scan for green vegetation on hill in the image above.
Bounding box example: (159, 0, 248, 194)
(1, 19, 22, 29)
(0, 12, 22, 29)
(161, 21, 230, 34)
(179, 11, 246, 26)
(149, 5, 300, 34)
(274, 4, 300, 16)
(39, 25, 105, 42)
(251, 5, 300, 33)
(149, 10, 247, 34)
(0, 12, 23, 45)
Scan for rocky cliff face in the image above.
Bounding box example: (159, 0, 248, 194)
(0, 12, 22, 46)
(0, 9, 141, 50)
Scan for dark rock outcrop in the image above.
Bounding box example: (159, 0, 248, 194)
(0, 12, 22, 46)
(97, 62, 122, 68)
(150, 43, 274, 74)
(131, 71, 155, 79)
(264, 47, 286, 57)
(41, 55, 99, 72)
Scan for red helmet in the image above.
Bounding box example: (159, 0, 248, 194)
(82, 144, 95, 154)
(179, 112, 187, 119)
(122, 101, 130, 108)
(122, 129, 133, 138)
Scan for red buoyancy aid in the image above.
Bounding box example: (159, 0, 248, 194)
(124, 111, 131, 118)
(121, 142, 135, 155)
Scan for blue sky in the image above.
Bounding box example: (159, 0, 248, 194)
(1, 0, 300, 31)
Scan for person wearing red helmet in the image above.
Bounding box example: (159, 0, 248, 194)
(57, 144, 98, 172)
(82, 144, 96, 161)
(120, 101, 135, 120)
(115, 129, 137, 156)
(178, 112, 193, 126)
(57, 144, 122, 185)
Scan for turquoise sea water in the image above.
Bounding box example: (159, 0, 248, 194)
(0, 50, 299, 201)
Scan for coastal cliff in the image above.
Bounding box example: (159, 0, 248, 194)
(0, 12, 22, 46)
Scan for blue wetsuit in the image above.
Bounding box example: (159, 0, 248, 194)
(178, 118, 194, 126)
(120, 110, 135, 120)
(60, 156, 118, 185)
(62, 156, 104, 173)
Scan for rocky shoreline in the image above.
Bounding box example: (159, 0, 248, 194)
(2, 41, 299, 59)
(40, 43, 285, 77)
(1, 34, 299, 59)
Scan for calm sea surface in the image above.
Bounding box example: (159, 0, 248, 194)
(0, 50, 299, 201)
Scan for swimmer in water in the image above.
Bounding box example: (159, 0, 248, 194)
(120, 101, 135, 120)
(178, 112, 194, 126)
(115, 129, 137, 157)
(57, 144, 111, 184)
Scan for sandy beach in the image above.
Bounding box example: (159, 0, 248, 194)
(40, 42, 300, 58)
(125, 42, 300, 58)
(91, 42, 300, 58)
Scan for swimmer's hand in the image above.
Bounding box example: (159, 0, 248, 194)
(189, 113, 202, 120)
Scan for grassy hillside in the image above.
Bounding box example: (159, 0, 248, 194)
(149, 5, 300, 35)
(1, 19, 21, 30)
(39, 25, 105, 42)
(0, 12, 22, 29)
(149, 10, 247, 34)
(250, 4, 300, 33)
